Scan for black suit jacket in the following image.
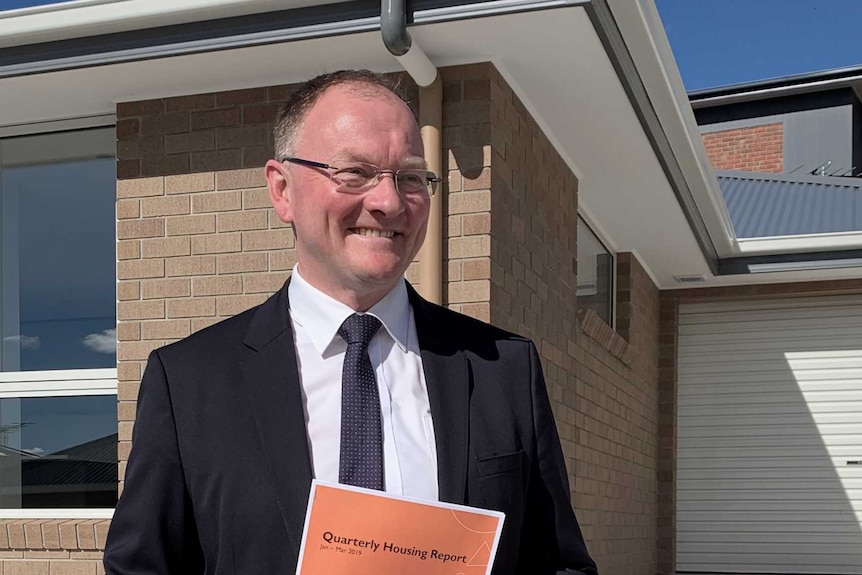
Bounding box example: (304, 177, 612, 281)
(104, 281, 597, 575)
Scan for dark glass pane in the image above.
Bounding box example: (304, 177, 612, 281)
(1, 158, 116, 371)
(0, 395, 118, 509)
(577, 219, 614, 325)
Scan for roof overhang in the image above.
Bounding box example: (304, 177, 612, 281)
(8, 0, 843, 290)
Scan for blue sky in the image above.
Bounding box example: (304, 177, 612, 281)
(0, 0, 75, 9)
(655, 0, 862, 92)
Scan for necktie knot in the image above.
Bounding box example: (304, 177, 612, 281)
(338, 313, 382, 347)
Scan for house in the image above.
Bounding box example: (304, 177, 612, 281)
(0, 0, 858, 573)
(667, 68, 862, 574)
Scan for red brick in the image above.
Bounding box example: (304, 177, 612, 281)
(164, 131, 215, 154)
(165, 93, 215, 112)
(191, 108, 240, 130)
(216, 88, 266, 106)
(190, 149, 243, 172)
(216, 125, 267, 149)
(243, 145, 272, 168)
(267, 84, 296, 102)
(242, 102, 279, 125)
(117, 159, 141, 179)
(117, 136, 164, 160)
(141, 154, 190, 177)
(140, 113, 190, 137)
(117, 99, 163, 118)
(116, 118, 140, 139)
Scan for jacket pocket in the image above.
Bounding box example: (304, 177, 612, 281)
(476, 450, 525, 477)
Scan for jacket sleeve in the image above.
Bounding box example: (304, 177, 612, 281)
(516, 342, 598, 575)
(103, 350, 204, 575)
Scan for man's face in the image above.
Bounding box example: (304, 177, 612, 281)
(266, 84, 430, 308)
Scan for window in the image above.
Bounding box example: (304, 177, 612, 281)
(0, 126, 117, 516)
(577, 216, 614, 326)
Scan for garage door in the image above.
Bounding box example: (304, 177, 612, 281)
(678, 296, 862, 574)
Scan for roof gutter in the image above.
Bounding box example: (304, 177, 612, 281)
(690, 75, 862, 109)
(381, 0, 443, 304)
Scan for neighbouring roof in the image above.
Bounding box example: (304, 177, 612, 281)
(21, 434, 118, 487)
(689, 63, 862, 103)
(718, 170, 862, 239)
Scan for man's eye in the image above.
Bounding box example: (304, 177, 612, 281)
(337, 166, 374, 178)
(398, 172, 426, 188)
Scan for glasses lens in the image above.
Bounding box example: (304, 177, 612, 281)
(396, 170, 431, 194)
(331, 163, 376, 190)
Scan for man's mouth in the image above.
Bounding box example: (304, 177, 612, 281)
(351, 228, 397, 238)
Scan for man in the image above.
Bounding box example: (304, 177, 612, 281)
(104, 70, 597, 575)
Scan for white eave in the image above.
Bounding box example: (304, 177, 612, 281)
(0, 0, 338, 47)
(0, 0, 751, 288)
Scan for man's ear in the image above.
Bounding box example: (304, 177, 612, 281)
(265, 159, 293, 224)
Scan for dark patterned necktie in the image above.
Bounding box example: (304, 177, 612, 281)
(338, 313, 384, 490)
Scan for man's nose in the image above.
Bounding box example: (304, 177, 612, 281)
(363, 172, 405, 215)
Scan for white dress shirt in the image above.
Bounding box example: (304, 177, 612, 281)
(288, 266, 439, 501)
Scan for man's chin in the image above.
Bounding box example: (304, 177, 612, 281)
(349, 263, 409, 289)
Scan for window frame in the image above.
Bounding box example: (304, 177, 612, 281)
(577, 212, 617, 330)
(0, 116, 117, 519)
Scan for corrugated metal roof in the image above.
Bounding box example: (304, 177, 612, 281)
(688, 63, 862, 102)
(717, 170, 862, 239)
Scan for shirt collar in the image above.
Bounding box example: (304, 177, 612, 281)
(288, 265, 411, 356)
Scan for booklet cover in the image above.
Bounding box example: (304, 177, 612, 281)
(296, 480, 505, 575)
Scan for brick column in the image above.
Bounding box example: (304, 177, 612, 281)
(657, 295, 679, 575)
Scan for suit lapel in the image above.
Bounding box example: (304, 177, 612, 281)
(408, 285, 470, 505)
(240, 282, 312, 552)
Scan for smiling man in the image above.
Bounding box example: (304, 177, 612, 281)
(104, 70, 597, 575)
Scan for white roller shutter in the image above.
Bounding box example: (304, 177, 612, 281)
(678, 296, 862, 574)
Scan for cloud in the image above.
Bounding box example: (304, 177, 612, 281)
(3, 335, 41, 350)
(25, 447, 44, 456)
(82, 329, 117, 354)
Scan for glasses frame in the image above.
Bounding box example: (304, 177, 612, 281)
(281, 156, 440, 197)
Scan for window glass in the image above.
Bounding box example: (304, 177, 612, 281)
(1, 130, 116, 371)
(0, 395, 118, 509)
(577, 217, 614, 325)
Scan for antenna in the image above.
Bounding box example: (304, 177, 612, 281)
(810, 160, 832, 176)
(788, 164, 806, 174)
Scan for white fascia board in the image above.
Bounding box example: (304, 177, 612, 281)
(737, 231, 862, 256)
(0, 0, 324, 47)
(604, 0, 738, 258)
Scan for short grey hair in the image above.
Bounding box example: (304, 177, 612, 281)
(272, 70, 408, 158)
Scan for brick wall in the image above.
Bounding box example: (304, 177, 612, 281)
(115, 167, 296, 490)
(480, 65, 661, 575)
(0, 520, 109, 574)
(702, 123, 784, 172)
(442, 64, 494, 321)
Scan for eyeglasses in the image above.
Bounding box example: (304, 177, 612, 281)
(281, 157, 440, 197)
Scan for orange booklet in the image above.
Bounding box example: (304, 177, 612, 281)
(296, 480, 505, 575)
